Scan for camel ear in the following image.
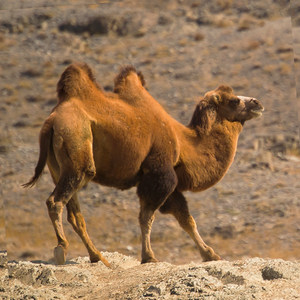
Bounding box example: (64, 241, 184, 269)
(212, 94, 220, 103)
(189, 100, 216, 135)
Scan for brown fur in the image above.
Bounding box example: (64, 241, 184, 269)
(24, 63, 264, 266)
(57, 62, 102, 102)
(114, 65, 146, 93)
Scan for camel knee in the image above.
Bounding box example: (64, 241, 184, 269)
(178, 215, 197, 231)
(85, 165, 96, 180)
(46, 196, 63, 214)
(138, 210, 155, 227)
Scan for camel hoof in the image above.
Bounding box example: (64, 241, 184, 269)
(141, 257, 159, 264)
(203, 253, 222, 262)
(90, 254, 111, 268)
(54, 245, 66, 265)
(101, 259, 111, 268)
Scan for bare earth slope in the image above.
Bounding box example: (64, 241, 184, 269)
(0, 0, 299, 298)
(0, 252, 299, 299)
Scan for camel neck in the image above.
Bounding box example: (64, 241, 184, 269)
(176, 120, 242, 192)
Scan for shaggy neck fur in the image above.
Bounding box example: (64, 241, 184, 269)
(175, 110, 243, 192)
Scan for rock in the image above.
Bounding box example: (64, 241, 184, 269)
(261, 266, 283, 280)
(0, 251, 7, 268)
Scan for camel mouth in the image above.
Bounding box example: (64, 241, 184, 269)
(250, 108, 264, 117)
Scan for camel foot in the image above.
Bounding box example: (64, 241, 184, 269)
(90, 253, 111, 268)
(141, 257, 159, 264)
(201, 246, 222, 262)
(54, 245, 66, 265)
(203, 254, 222, 262)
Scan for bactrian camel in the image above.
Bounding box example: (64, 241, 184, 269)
(24, 63, 264, 267)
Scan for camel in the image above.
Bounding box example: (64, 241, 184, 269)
(24, 63, 264, 267)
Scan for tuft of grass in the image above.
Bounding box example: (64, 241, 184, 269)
(0, 33, 16, 50)
(153, 45, 172, 58)
(245, 40, 262, 51)
(237, 14, 265, 31)
(217, 0, 233, 10)
(231, 64, 242, 75)
(213, 14, 234, 28)
(194, 32, 205, 41)
(18, 80, 33, 89)
(279, 63, 291, 75)
(178, 38, 189, 47)
(263, 64, 277, 74)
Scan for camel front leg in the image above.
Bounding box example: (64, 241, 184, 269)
(137, 166, 178, 263)
(66, 194, 110, 267)
(159, 190, 221, 262)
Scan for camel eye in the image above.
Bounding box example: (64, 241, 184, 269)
(229, 98, 240, 106)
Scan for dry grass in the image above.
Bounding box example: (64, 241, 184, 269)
(0, 34, 16, 50)
(263, 64, 277, 74)
(217, 0, 233, 10)
(237, 14, 265, 31)
(231, 64, 242, 75)
(244, 40, 262, 51)
(178, 38, 189, 47)
(194, 32, 205, 41)
(153, 45, 172, 58)
(213, 14, 235, 28)
(18, 80, 33, 89)
(286, 146, 300, 157)
(279, 63, 292, 75)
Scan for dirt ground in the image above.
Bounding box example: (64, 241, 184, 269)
(0, 0, 299, 298)
(1, 251, 300, 299)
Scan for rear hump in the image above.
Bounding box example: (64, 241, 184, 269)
(114, 65, 146, 93)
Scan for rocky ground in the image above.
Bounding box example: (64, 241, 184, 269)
(0, 0, 299, 298)
(1, 251, 300, 299)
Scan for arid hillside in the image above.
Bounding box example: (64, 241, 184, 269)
(0, 0, 299, 283)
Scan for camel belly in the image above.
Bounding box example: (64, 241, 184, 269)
(92, 148, 144, 189)
(91, 125, 150, 189)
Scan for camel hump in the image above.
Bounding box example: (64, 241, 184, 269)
(57, 62, 101, 102)
(113, 65, 146, 93)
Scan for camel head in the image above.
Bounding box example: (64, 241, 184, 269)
(205, 85, 264, 122)
(189, 85, 264, 134)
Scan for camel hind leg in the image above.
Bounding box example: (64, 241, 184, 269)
(46, 172, 86, 265)
(47, 132, 98, 265)
(159, 190, 221, 262)
(66, 194, 110, 267)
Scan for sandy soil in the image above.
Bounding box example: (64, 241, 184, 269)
(0, 251, 299, 299)
(0, 0, 299, 298)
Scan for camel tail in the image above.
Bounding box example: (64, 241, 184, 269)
(57, 62, 101, 102)
(114, 65, 146, 93)
(22, 116, 54, 188)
